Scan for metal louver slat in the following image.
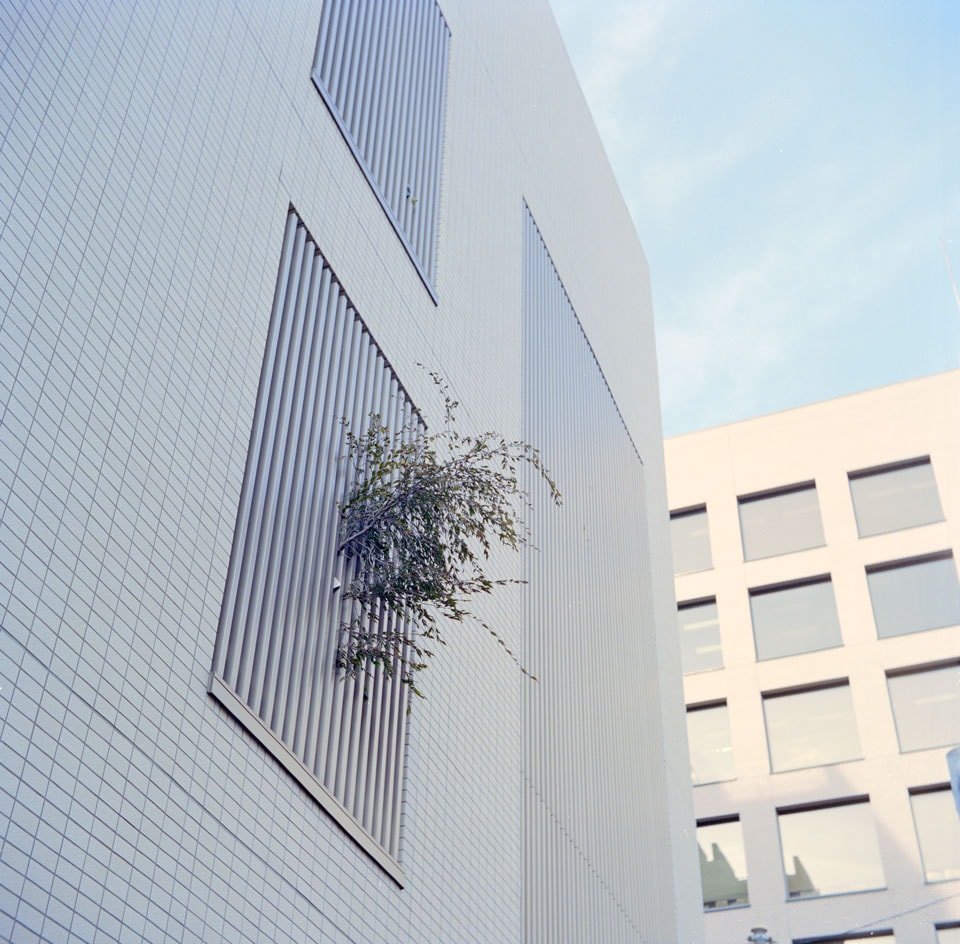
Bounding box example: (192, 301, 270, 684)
(312, 0, 450, 296)
(210, 209, 418, 882)
(521, 207, 656, 941)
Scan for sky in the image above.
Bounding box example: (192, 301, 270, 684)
(548, 0, 960, 437)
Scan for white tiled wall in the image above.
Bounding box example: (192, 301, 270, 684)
(1, 1, 699, 941)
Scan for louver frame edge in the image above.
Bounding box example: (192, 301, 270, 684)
(310, 70, 441, 305)
(209, 672, 407, 886)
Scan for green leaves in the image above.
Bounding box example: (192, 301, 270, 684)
(336, 374, 560, 698)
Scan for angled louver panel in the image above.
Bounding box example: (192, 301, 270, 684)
(313, 0, 451, 296)
(211, 209, 421, 881)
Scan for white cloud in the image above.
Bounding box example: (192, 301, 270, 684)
(551, 0, 697, 154)
(552, 0, 960, 435)
(655, 162, 955, 432)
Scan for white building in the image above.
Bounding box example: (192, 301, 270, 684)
(0, 2, 701, 942)
(666, 371, 960, 944)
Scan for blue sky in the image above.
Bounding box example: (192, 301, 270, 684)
(549, 0, 960, 436)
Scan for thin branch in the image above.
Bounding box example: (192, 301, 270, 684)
(335, 374, 560, 698)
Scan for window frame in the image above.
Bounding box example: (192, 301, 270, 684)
(886, 659, 960, 753)
(696, 814, 750, 912)
(909, 784, 960, 884)
(686, 699, 736, 785)
(762, 678, 862, 773)
(776, 795, 885, 900)
(738, 480, 825, 561)
(670, 504, 713, 575)
(677, 595, 723, 674)
(848, 455, 944, 538)
(866, 551, 960, 639)
(749, 574, 842, 662)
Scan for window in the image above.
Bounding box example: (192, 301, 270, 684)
(777, 798, 884, 899)
(867, 552, 960, 638)
(938, 925, 960, 944)
(697, 817, 749, 910)
(678, 598, 722, 674)
(739, 482, 825, 561)
(849, 456, 944, 537)
(313, 0, 451, 294)
(763, 681, 861, 772)
(210, 210, 419, 882)
(910, 786, 960, 883)
(670, 506, 712, 574)
(750, 576, 842, 661)
(887, 661, 960, 752)
(687, 702, 735, 784)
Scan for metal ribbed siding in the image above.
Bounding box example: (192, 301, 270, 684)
(521, 209, 674, 942)
(211, 210, 418, 878)
(313, 0, 450, 295)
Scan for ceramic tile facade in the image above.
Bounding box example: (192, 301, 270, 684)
(0, 2, 699, 941)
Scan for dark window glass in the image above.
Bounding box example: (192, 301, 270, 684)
(679, 599, 722, 674)
(739, 484, 825, 561)
(778, 801, 884, 898)
(750, 577, 842, 661)
(763, 683, 861, 772)
(849, 458, 943, 537)
(697, 819, 748, 910)
(911, 788, 960, 882)
(671, 507, 712, 574)
(688, 704, 735, 784)
(867, 554, 960, 638)
(888, 663, 960, 752)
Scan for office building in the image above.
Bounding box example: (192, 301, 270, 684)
(0, 2, 701, 941)
(666, 371, 960, 944)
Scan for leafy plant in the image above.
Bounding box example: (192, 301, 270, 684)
(336, 374, 560, 697)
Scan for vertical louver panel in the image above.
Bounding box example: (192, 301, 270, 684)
(211, 210, 419, 879)
(313, 0, 450, 295)
(521, 208, 671, 942)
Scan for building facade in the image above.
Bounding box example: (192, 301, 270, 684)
(666, 371, 960, 944)
(0, 2, 701, 942)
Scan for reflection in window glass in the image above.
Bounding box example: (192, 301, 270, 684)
(763, 684, 861, 772)
(867, 554, 960, 638)
(688, 704, 735, 785)
(938, 927, 960, 944)
(778, 801, 884, 898)
(849, 458, 944, 537)
(888, 663, 960, 752)
(679, 600, 722, 674)
(697, 819, 749, 910)
(739, 484, 825, 561)
(671, 507, 712, 574)
(911, 789, 960, 883)
(750, 578, 842, 661)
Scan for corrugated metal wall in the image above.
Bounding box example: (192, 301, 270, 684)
(211, 210, 417, 877)
(521, 208, 673, 942)
(312, 0, 450, 293)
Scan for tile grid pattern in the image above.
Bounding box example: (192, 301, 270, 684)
(1, 2, 520, 941)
